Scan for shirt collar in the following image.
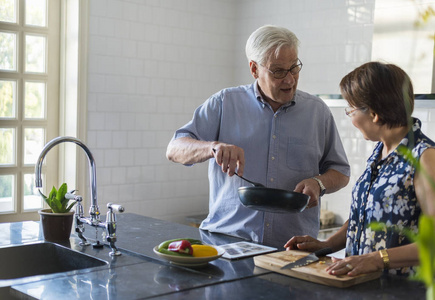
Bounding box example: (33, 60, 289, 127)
(367, 117, 421, 166)
(400, 117, 421, 149)
(253, 80, 296, 111)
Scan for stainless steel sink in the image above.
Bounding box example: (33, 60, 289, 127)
(0, 242, 108, 281)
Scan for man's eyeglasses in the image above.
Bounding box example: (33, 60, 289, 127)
(345, 107, 367, 117)
(260, 59, 303, 79)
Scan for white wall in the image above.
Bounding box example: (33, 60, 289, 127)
(87, 0, 241, 223)
(86, 0, 435, 225)
(372, 0, 435, 93)
(323, 103, 435, 224)
(232, 0, 376, 93)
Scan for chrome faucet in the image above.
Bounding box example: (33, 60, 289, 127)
(35, 136, 124, 256)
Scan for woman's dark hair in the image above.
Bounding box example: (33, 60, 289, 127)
(339, 62, 414, 128)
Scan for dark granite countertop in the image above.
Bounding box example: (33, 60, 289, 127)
(0, 213, 426, 299)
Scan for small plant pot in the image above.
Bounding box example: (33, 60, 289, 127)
(38, 209, 74, 242)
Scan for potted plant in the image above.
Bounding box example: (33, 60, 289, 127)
(38, 183, 77, 242)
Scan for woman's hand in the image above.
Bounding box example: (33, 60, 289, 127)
(325, 252, 384, 277)
(284, 235, 327, 252)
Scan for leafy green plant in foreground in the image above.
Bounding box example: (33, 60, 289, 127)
(371, 216, 434, 300)
(417, 215, 435, 300)
(399, 145, 435, 300)
(39, 183, 76, 213)
(371, 145, 435, 300)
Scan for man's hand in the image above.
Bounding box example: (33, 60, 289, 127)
(212, 143, 245, 176)
(294, 178, 321, 209)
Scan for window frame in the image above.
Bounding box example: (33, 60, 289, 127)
(0, 0, 88, 222)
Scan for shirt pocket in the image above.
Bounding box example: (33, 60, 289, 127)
(286, 139, 317, 171)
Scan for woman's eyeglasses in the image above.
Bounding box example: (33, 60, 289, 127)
(345, 107, 367, 117)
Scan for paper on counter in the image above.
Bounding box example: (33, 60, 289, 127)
(220, 241, 277, 259)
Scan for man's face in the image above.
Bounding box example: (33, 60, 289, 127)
(250, 46, 300, 111)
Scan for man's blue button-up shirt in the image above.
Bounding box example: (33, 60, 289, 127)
(173, 81, 350, 249)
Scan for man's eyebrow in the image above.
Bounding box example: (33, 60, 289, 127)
(269, 60, 299, 69)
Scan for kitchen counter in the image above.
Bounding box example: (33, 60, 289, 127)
(0, 213, 426, 299)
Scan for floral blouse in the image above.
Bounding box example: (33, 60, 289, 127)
(345, 118, 435, 275)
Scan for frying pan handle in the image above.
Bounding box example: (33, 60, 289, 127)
(314, 247, 333, 257)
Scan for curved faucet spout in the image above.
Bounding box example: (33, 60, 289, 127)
(34, 136, 99, 220)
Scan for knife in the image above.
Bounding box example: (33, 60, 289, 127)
(280, 247, 333, 270)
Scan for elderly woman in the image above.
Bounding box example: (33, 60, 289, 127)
(284, 61, 435, 276)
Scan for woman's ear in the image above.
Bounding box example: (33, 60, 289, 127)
(249, 61, 258, 79)
(372, 112, 379, 123)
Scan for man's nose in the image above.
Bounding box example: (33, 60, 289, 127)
(282, 71, 296, 84)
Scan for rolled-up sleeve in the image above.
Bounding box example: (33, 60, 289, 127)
(173, 92, 223, 142)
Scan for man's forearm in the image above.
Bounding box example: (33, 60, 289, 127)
(317, 169, 349, 194)
(166, 137, 215, 165)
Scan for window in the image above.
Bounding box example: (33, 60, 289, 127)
(0, 0, 60, 221)
(372, 0, 435, 93)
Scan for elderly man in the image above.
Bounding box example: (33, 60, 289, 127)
(167, 25, 350, 249)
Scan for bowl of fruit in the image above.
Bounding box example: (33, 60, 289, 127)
(153, 238, 225, 267)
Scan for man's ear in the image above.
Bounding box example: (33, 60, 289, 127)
(249, 61, 258, 79)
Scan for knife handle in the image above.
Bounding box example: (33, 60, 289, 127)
(314, 247, 333, 257)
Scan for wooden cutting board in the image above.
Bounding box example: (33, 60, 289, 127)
(254, 250, 381, 288)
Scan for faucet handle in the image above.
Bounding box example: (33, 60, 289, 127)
(105, 203, 123, 256)
(65, 191, 83, 202)
(106, 203, 124, 224)
(107, 203, 124, 213)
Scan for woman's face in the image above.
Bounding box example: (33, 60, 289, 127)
(348, 107, 381, 142)
(250, 46, 299, 111)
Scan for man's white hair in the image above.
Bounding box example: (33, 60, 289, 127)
(245, 25, 300, 65)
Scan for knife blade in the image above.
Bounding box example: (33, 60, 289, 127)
(280, 247, 333, 270)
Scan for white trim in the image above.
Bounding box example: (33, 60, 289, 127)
(77, 0, 89, 201)
(78, 0, 89, 141)
(319, 97, 435, 109)
(58, 0, 88, 198)
(433, 43, 435, 93)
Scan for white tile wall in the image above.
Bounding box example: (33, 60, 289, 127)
(87, 0, 237, 223)
(323, 105, 435, 224)
(86, 0, 435, 225)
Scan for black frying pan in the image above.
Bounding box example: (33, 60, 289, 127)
(211, 149, 309, 213)
(236, 174, 310, 213)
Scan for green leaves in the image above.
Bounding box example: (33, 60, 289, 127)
(415, 215, 435, 291)
(370, 215, 435, 292)
(372, 145, 435, 299)
(369, 221, 417, 243)
(39, 183, 76, 213)
(397, 145, 435, 192)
